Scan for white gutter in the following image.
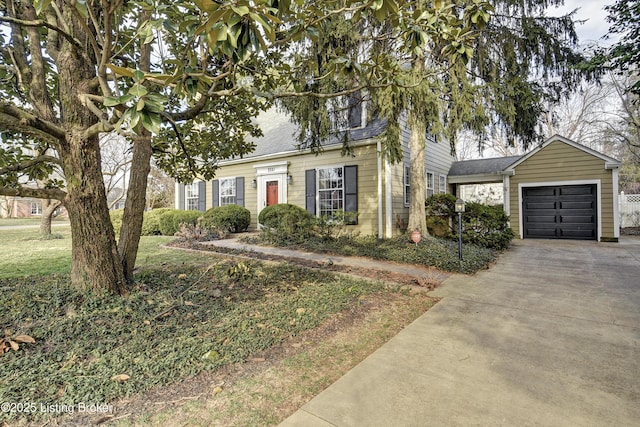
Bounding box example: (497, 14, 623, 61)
(613, 167, 620, 239)
(377, 140, 383, 239)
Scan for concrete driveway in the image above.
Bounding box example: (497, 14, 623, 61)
(279, 238, 640, 426)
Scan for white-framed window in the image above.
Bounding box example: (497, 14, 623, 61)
(219, 178, 236, 206)
(426, 172, 434, 198)
(439, 174, 447, 194)
(30, 202, 42, 216)
(404, 165, 410, 206)
(318, 167, 344, 218)
(185, 183, 199, 210)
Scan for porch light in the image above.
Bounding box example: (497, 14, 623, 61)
(287, 174, 293, 185)
(455, 198, 465, 261)
(251, 179, 257, 189)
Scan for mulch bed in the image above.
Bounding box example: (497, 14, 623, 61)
(621, 227, 640, 236)
(167, 240, 451, 291)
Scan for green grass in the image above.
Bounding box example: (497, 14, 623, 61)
(0, 227, 183, 278)
(0, 228, 391, 424)
(0, 217, 68, 227)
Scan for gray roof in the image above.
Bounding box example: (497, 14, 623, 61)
(241, 107, 387, 159)
(448, 155, 522, 176)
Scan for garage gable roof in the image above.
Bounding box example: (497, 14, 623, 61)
(505, 134, 621, 172)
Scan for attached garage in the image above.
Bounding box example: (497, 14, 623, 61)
(506, 136, 621, 242)
(449, 135, 621, 242)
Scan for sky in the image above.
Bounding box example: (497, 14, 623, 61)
(552, 0, 615, 46)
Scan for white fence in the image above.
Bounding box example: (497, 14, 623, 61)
(620, 193, 640, 228)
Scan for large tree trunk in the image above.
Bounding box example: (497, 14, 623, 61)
(55, 21, 127, 294)
(39, 199, 61, 235)
(407, 114, 428, 235)
(62, 133, 127, 295)
(118, 136, 152, 281)
(118, 13, 153, 282)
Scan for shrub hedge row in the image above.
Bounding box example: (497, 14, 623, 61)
(109, 205, 252, 237)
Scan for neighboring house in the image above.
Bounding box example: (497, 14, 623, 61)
(0, 196, 68, 219)
(449, 135, 621, 242)
(175, 107, 454, 238)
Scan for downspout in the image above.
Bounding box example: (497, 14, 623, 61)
(385, 153, 393, 238)
(612, 167, 620, 240)
(174, 182, 180, 209)
(503, 174, 510, 219)
(377, 140, 383, 239)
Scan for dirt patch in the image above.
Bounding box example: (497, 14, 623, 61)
(621, 227, 640, 236)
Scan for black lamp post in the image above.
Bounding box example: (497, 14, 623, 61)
(455, 198, 466, 261)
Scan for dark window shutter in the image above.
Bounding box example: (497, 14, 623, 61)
(344, 165, 358, 224)
(235, 177, 245, 207)
(212, 180, 220, 207)
(305, 169, 316, 215)
(178, 183, 185, 210)
(198, 181, 206, 211)
(348, 92, 363, 128)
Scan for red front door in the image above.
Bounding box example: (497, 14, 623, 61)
(266, 181, 279, 206)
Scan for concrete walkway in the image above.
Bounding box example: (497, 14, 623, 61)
(277, 238, 640, 426)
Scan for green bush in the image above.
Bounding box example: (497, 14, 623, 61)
(159, 209, 202, 236)
(425, 195, 513, 249)
(460, 202, 514, 250)
(142, 208, 173, 236)
(200, 205, 251, 233)
(110, 209, 124, 235)
(425, 194, 456, 237)
(258, 203, 313, 243)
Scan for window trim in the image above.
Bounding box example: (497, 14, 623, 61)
(317, 165, 345, 218)
(439, 174, 447, 194)
(426, 172, 434, 198)
(30, 201, 42, 216)
(404, 165, 410, 206)
(185, 183, 199, 210)
(218, 177, 237, 206)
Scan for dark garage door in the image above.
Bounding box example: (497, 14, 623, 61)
(522, 185, 597, 240)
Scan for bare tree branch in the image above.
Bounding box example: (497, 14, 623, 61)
(0, 102, 66, 142)
(0, 185, 67, 201)
(0, 155, 62, 175)
(0, 15, 83, 49)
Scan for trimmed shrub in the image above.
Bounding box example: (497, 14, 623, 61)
(200, 205, 251, 233)
(425, 194, 513, 249)
(159, 209, 202, 236)
(425, 194, 456, 237)
(110, 209, 125, 235)
(460, 202, 514, 250)
(142, 208, 173, 236)
(258, 203, 313, 242)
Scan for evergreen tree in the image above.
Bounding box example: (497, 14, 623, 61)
(283, 0, 591, 234)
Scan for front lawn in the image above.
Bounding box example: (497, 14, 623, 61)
(0, 229, 404, 424)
